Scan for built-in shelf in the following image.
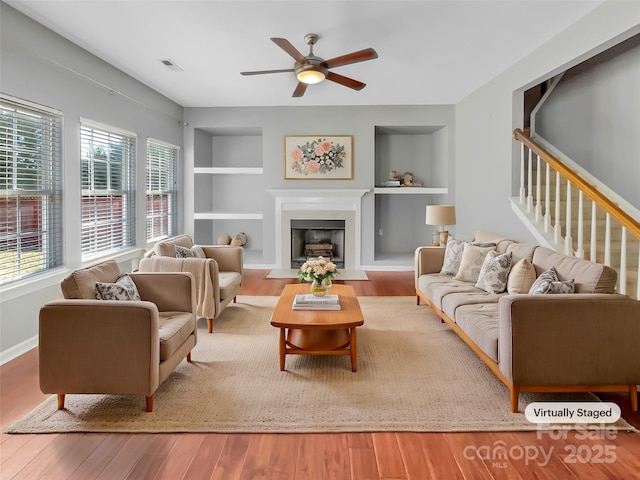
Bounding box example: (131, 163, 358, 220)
(194, 212, 263, 220)
(194, 167, 263, 175)
(374, 187, 448, 195)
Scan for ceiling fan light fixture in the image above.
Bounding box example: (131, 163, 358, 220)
(296, 69, 325, 84)
(295, 62, 327, 84)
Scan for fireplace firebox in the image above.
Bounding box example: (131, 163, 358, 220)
(290, 219, 345, 268)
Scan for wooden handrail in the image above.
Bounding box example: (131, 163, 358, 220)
(513, 128, 640, 240)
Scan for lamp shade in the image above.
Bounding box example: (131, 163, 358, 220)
(425, 205, 456, 227)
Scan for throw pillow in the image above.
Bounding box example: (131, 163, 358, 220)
(506, 258, 537, 294)
(547, 279, 576, 294)
(453, 243, 497, 283)
(440, 238, 496, 276)
(95, 273, 141, 301)
(475, 251, 513, 294)
(528, 266, 559, 294)
(175, 245, 206, 259)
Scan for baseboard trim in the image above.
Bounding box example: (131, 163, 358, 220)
(1, 335, 38, 365)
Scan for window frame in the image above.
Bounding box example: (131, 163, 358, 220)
(80, 119, 136, 260)
(146, 138, 179, 243)
(0, 95, 64, 286)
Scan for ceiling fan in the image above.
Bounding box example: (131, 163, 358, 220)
(240, 33, 378, 97)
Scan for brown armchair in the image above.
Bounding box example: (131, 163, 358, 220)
(39, 260, 197, 412)
(140, 234, 243, 333)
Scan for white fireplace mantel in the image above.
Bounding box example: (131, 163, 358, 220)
(268, 189, 369, 270)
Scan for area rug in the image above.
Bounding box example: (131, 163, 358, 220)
(5, 296, 635, 434)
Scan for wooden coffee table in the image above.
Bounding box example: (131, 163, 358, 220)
(270, 283, 364, 372)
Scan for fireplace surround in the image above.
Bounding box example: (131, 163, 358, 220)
(269, 189, 369, 271)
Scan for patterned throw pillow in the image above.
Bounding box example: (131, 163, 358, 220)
(453, 243, 497, 283)
(475, 251, 513, 294)
(506, 258, 537, 294)
(440, 238, 496, 276)
(95, 273, 141, 300)
(175, 245, 206, 259)
(528, 266, 559, 294)
(547, 279, 575, 294)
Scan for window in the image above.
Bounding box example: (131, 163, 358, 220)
(80, 120, 136, 259)
(146, 139, 178, 242)
(0, 96, 63, 285)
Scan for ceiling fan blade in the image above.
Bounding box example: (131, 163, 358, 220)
(292, 82, 308, 97)
(240, 69, 294, 76)
(326, 72, 366, 91)
(271, 37, 307, 63)
(324, 48, 378, 69)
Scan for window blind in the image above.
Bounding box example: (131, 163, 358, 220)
(0, 97, 63, 285)
(80, 122, 136, 259)
(146, 139, 178, 242)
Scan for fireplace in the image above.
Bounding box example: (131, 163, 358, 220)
(269, 189, 369, 271)
(290, 219, 346, 268)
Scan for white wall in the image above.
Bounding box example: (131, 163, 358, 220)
(535, 39, 640, 209)
(0, 4, 184, 362)
(455, 0, 640, 241)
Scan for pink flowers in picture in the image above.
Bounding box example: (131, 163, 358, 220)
(285, 136, 353, 179)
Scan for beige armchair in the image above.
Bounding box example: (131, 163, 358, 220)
(39, 260, 197, 412)
(140, 234, 243, 333)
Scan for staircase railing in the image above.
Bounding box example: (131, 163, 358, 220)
(513, 128, 640, 299)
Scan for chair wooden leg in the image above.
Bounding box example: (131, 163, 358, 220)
(57, 394, 65, 410)
(207, 318, 214, 333)
(233, 296, 237, 303)
(146, 395, 154, 412)
(187, 352, 192, 362)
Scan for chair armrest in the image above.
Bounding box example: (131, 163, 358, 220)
(39, 300, 161, 395)
(414, 246, 446, 288)
(201, 245, 243, 274)
(498, 294, 640, 386)
(131, 272, 195, 314)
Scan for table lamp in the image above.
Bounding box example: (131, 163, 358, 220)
(425, 205, 456, 246)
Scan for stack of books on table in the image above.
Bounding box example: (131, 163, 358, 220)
(292, 294, 341, 310)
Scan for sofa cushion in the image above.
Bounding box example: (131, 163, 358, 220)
(441, 292, 504, 320)
(95, 273, 141, 301)
(175, 245, 206, 259)
(505, 243, 537, 264)
(61, 260, 121, 299)
(154, 235, 194, 257)
(473, 230, 515, 254)
(455, 303, 500, 363)
(475, 251, 513, 294)
(453, 243, 496, 283)
(440, 238, 496, 275)
(532, 246, 617, 293)
(507, 258, 537, 294)
(158, 312, 195, 361)
(425, 279, 486, 310)
(218, 272, 242, 300)
(546, 279, 576, 294)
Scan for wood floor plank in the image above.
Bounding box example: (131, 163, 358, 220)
(294, 434, 325, 480)
(182, 434, 227, 480)
(209, 433, 251, 480)
(0, 434, 60, 479)
(397, 433, 465, 480)
(443, 433, 495, 480)
(371, 432, 406, 479)
(95, 434, 169, 480)
(125, 454, 166, 480)
(153, 434, 206, 480)
(321, 433, 351, 480)
(68, 434, 131, 480)
(349, 445, 380, 479)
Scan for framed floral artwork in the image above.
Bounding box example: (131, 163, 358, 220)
(284, 135, 353, 179)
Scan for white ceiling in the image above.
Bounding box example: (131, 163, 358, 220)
(6, 0, 604, 107)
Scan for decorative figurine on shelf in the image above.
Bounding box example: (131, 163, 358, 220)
(230, 232, 247, 247)
(402, 172, 423, 187)
(217, 233, 231, 245)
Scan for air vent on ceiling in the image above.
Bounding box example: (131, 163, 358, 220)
(160, 59, 183, 72)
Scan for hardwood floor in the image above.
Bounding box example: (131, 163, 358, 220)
(1, 270, 639, 479)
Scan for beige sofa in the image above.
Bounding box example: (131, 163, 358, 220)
(140, 234, 243, 333)
(415, 230, 640, 413)
(39, 260, 197, 412)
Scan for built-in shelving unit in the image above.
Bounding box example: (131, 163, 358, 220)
(373, 125, 451, 266)
(193, 127, 264, 264)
